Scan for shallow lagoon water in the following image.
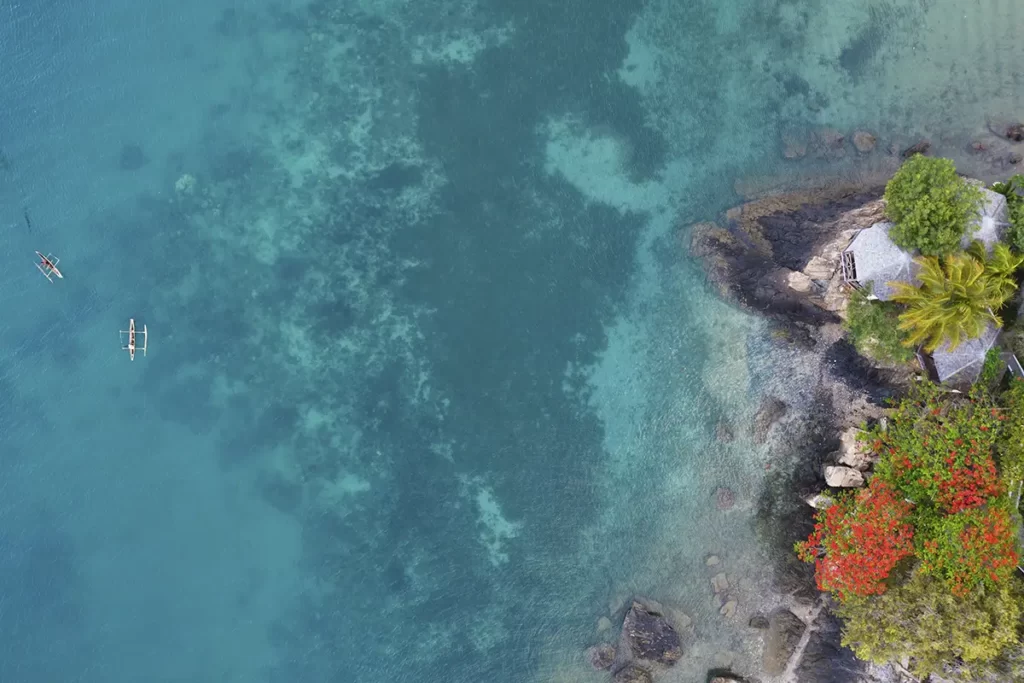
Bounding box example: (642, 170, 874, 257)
(0, 1, 1023, 681)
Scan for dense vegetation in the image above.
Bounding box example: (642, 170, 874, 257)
(843, 288, 914, 364)
(992, 173, 1024, 253)
(800, 159, 1024, 678)
(797, 383, 1024, 677)
(884, 154, 983, 256)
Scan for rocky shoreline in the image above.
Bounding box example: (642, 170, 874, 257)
(688, 184, 914, 683)
(583, 180, 933, 683)
(583, 115, 1024, 682)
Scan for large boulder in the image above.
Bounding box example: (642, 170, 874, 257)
(619, 601, 683, 666)
(613, 664, 652, 683)
(763, 609, 806, 676)
(824, 465, 864, 488)
(837, 427, 873, 470)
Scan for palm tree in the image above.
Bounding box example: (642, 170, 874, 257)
(889, 243, 1023, 351)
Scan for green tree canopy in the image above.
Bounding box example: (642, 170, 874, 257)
(885, 155, 983, 256)
(837, 570, 1022, 678)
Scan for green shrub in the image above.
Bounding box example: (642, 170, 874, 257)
(997, 378, 1024, 493)
(871, 383, 1001, 517)
(837, 569, 1023, 679)
(992, 174, 1024, 252)
(885, 155, 983, 256)
(843, 287, 914, 364)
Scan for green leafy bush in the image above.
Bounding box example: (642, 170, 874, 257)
(871, 383, 1001, 514)
(917, 503, 1019, 596)
(997, 378, 1024, 495)
(843, 288, 914, 364)
(992, 174, 1024, 252)
(866, 384, 1021, 597)
(837, 569, 1023, 679)
(885, 155, 983, 256)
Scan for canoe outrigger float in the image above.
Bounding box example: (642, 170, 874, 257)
(35, 251, 63, 282)
(119, 318, 148, 361)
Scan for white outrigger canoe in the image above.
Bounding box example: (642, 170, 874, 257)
(119, 318, 148, 361)
(35, 251, 63, 282)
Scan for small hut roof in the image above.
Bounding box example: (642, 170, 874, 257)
(962, 187, 1009, 250)
(931, 321, 1000, 383)
(844, 222, 918, 300)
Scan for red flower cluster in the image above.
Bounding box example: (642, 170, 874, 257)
(796, 479, 915, 600)
(935, 456, 1003, 513)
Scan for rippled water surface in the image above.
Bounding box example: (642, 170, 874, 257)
(0, 1, 1021, 681)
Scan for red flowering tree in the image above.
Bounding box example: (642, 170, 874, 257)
(918, 503, 1020, 597)
(796, 478, 915, 600)
(872, 384, 1002, 511)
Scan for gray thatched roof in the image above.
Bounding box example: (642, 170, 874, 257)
(844, 222, 918, 300)
(931, 321, 1000, 383)
(962, 187, 1010, 250)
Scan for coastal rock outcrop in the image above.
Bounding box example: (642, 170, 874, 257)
(689, 186, 887, 345)
(763, 609, 806, 676)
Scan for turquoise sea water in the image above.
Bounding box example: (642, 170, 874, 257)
(1, 1, 1023, 681)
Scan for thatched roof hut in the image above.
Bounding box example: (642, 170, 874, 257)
(841, 222, 917, 300)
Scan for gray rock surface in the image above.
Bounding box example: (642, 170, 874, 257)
(837, 427, 874, 470)
(763, 609, 806, 676)
(824, 465, 864, 488)
(586, 643, 616, 670)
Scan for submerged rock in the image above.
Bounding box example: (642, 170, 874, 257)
(715, 487, 736, 511)
(781, 130, 808, 160)
(586, 643, 616, 670)
(613, 664, 652, 683)
(1007, 123, 1024, 142)
(119, 143, 148, 171)
(752, 396, 788, 444)
(901, 140, 930, 158)
(810, 127, 846, 159)
(715, 420, 735, 443)
(852, 131, 876, 153)
(619, 601, 683, 666)
(748, 614, 770, 629)
(709, 674, 746, 683)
